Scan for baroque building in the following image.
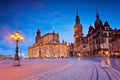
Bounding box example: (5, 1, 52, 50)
(28, 10, 120, 58)
(73, 11, 120, 57)
(74, 11, 83, 54)
(28, 28, 69, 59)
(109, 29, 120, 57)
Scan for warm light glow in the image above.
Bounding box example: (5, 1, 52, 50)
(78, 53, 81, 56)
(105, 51, 109, 57)
(15, 36, 18, 40)
(11, 34, 14, 38)
(115, 52, 118, 55)
(67, 43, 69, 46)
(74, 27, 78, 32)
(105, 51, 109, 55)
(20, 36, 23, 40)
(18, 35, 20, 38)
(10, 31, 24, 42)
(16, 32, 19, 35)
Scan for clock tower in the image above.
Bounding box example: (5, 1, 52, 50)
(74, 10, 83, 46)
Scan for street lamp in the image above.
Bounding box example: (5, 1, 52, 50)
(10, 31, 24, 66)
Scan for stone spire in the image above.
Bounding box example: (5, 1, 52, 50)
(76, 9, 80, 25)
(35, 26, 41, 43)
(96, 8, 99, 20)
(94, 9, 103, 30)
(36, 26, 41, 37)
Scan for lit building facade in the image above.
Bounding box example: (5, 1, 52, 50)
(109, 29, 120, 56)
(73, 11, 120, 57)
(73, 11, 84, 56)
(28, 29, 69, 59)
(28, 10, 120, 58)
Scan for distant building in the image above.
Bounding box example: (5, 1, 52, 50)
(109, 29, 120, 56)
(0, 54, 13, 59)
(73, 11, 120, 57)
(28, 29, 69, 59)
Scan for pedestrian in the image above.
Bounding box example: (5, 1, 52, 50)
(113, 54, 116, 60)
(61, 56, 64, 60)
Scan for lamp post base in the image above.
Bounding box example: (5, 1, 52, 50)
(13, 53, 20, 66)
(13, 60, 20, 66)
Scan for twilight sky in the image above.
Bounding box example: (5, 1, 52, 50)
(0, 0, 120, 56)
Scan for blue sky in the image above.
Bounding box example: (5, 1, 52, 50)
(0, 0, 120, 56)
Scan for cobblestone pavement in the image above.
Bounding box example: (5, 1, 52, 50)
(81, 57, 120, 71)
(0, 59, 120, 80)
(25, 59, 120, 80)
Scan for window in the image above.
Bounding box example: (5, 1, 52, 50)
(83, 45, 86, 48)
(103, 33, 107, 37)
(105, 27, 109, 30)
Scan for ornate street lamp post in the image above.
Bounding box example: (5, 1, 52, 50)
(10, 31, 24, 66)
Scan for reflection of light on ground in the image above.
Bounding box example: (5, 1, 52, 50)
(105, 51, 109, 56)
(115, 59, 120, 67)
(101, 58, 111, 67)
(78, 58, 81, 60)
(106, 58, 111, 66)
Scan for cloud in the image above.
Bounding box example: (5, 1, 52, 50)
(0, 26, 15, 52)
(0, 26, 12, 40)
(0, 26, 35, 55)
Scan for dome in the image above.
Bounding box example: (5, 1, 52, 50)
(89, 25, 94, 30)
(94, 13, 103, 30)
(37, 28, 40, 33)
(94, 19, 103, 26)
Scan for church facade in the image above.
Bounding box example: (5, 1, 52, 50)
(28, 29, 69, 59)
(28, 10, 120, 58)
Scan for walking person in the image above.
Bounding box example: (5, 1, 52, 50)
(112, 54, 116, 60)
(61, 56, 64, 60)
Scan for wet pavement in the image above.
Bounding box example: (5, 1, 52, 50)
(80, 57, 120, 71)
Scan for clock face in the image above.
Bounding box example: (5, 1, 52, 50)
(74, 27, 77, 31)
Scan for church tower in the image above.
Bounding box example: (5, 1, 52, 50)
(74, 10, 83, 46)
(94, 11, 103, 30)
(35, 27, 41, 43)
